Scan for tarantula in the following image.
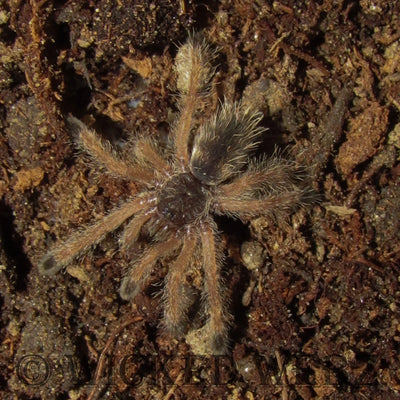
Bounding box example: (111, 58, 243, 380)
(39, 36, 312, 354)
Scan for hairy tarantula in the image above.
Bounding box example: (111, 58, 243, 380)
(39, 36, 312, 354)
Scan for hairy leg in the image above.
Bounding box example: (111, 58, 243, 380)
(173, 37, 215, 166)
(215, 190, 304, 218)
(134, 138, 172, 177)
(39, 194, 154, 275)
(119, 210, 154, 255)
(219, 156, 303, 198)
(163, 233, 198, 337)
(119, 236, 181, 301)
(69, 116, 154, 184)
(200, 221, 230, 354)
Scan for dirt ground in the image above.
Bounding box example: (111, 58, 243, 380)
(1, 0, 400, 399)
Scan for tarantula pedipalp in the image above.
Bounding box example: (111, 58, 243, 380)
(39, 36, 312, 354)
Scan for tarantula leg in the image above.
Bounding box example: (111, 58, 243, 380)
(163, 233, 198, 337)
(68, 116, 154, 184)
(200, 221, 230, 355)
(215, 190, 305, 218)
(119, 237, 181, 301)
(39, 195, 153, 275)
(119, 211, 153, 255)
(219, 156, 302, 198)
(173, 37, 215, 165)
(134, 138, 172, 177)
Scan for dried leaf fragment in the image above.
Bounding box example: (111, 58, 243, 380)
(122, 56, 153, 80)
(337, 103, 389, 177)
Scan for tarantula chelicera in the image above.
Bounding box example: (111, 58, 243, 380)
(39, 36, 312, 354)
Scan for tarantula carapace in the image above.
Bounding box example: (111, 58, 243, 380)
(39, 36, 312, 354)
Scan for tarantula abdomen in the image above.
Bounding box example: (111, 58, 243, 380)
(189, 103, 266, 185)
(157, 172, 211, 226)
